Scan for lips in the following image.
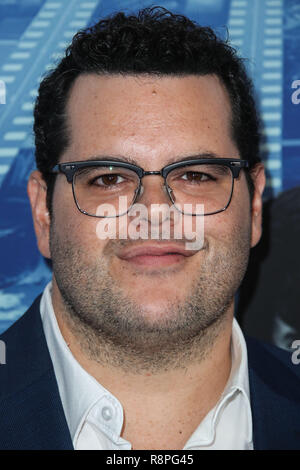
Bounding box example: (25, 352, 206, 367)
(117, 243, 198, 267)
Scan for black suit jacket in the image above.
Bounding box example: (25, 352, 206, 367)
(0, 295, 300, 450)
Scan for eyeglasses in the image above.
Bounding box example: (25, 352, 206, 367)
(50, 158, 249, 217)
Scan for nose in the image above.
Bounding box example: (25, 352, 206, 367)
(131, 175, 174, 227)
(135, 175, 173, 207)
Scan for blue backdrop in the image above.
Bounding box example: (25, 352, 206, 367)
(0, 0, 299, 333)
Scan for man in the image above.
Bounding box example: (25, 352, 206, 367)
(0, 7, 299, 450)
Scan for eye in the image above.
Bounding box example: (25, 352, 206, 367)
(181, 171, 214, 183)
(92, 173, 126, 187)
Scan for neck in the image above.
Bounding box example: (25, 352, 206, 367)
(52, 283, 233, 449)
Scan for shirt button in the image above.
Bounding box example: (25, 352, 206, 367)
(101, 406, 113, 421)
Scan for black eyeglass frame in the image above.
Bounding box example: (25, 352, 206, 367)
(50, 158, 249, 217)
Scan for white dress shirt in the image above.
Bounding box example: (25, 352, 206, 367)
(40, 281, 253, 450)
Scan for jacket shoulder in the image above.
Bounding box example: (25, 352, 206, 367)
(245, 333, 300, 379)
(0, 294, 43, 340)
(0, 294, 50, 400)
(245, 334, 300, 449)
(0, 294, 73, 449)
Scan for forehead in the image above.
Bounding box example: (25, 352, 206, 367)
(64, 73, 237, 166)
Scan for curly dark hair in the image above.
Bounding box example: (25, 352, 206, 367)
(33, 6, 261, 215)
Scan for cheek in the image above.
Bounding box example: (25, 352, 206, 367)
(51, 183, 108, 255)
(203, 190, 252, 253)
(225, 179, 252, 238)
(52, 178, 75, 220)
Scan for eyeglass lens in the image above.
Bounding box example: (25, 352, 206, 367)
(72, 163, 233, 217)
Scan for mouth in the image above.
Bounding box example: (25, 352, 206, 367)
(122, 252, 187, 267)
(117, 243, 198, 268)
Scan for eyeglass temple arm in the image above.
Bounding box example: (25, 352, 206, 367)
(50, 164, 74, 183)
(230, 160, 249, 178)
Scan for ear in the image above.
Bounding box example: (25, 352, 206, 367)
(27, 170, 51, 259)
(250, 163, 266, 248)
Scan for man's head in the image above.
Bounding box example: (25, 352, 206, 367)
(33, 6, 262, 216)
(28, 7, 265, 372)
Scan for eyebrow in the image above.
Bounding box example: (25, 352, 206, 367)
(81, 152, 222, 167)
(164, 152, 221, 165)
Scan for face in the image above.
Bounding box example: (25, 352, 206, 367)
(28, 74, 265, 369)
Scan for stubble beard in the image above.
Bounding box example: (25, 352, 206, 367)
(49, 218, 251, 374)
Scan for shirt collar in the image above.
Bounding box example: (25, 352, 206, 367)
(184, 317, 252, 448)
(40, 281, 125, 447)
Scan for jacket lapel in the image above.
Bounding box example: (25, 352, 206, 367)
(0, 295, 73, 450)
(246, 335, 300, 450)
